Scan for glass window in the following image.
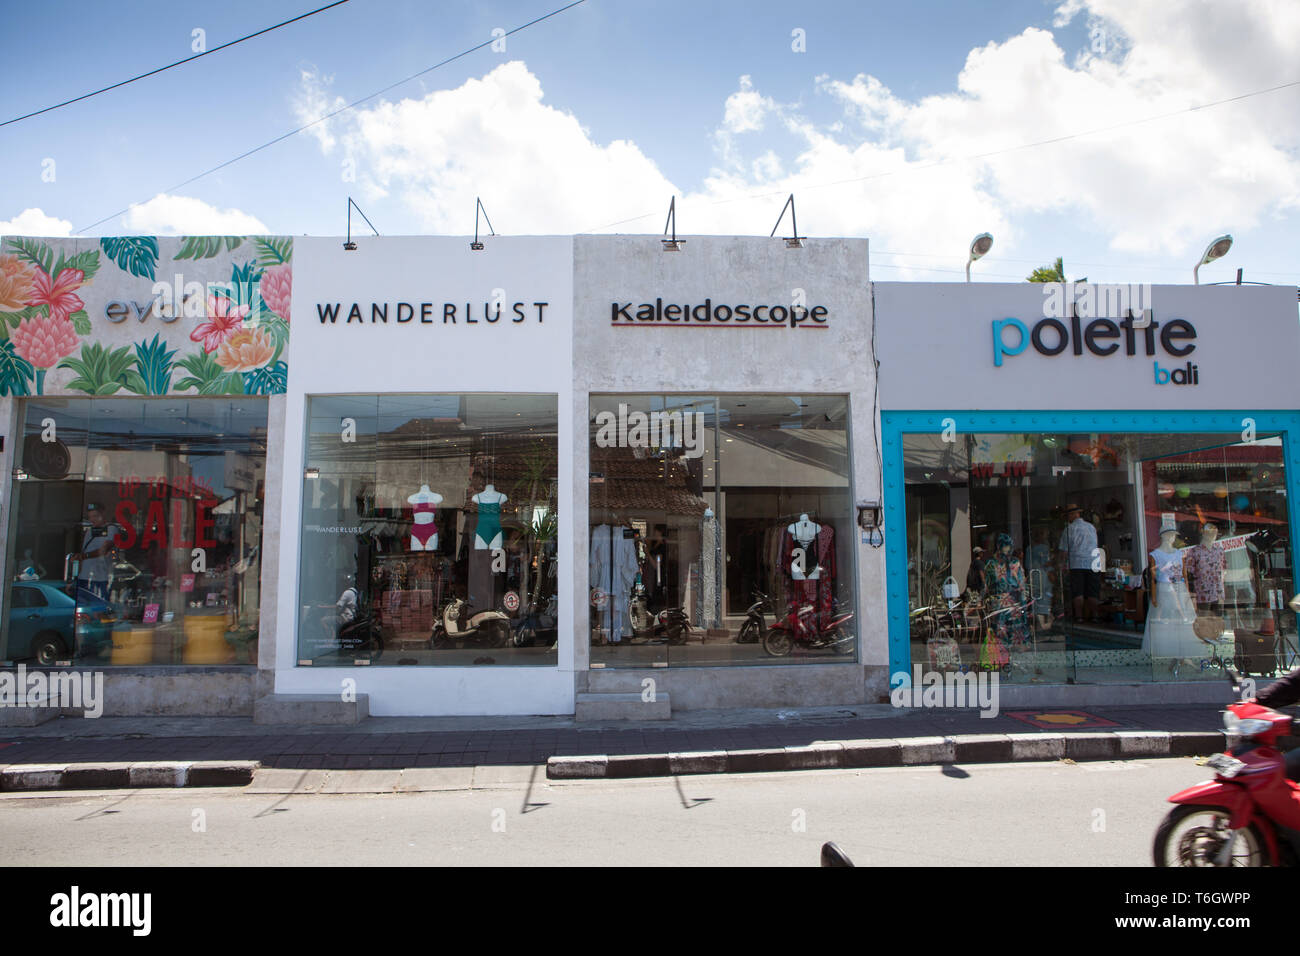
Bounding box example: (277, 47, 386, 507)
(589, 394, 856, 667)
(903, 430, 1295, 683)
(3, 398, 269, 666)
(296, 394, 559, 666)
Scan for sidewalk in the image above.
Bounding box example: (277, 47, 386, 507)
(0, 702, 1231, 785)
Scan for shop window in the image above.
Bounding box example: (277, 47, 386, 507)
(296, 394, 558, 666)
(588, 394, 856, 667)
(903, 431, 1295, 683)
(3, 398, 268, 666)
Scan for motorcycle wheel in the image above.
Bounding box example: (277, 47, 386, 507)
(763, 629, 793, 657)
(1152, 805, 1269, 867)
(737, 621, 760, 644)
(488, 620, 511, 648)
(666, 624, 687, 646)
(431, 626, 452, 650)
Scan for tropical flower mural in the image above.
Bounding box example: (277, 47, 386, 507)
(0, 234, 291, 396)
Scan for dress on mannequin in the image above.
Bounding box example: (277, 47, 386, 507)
(1141, 537, 1201, 660)
(781, 514, 836, 628)
(983, 533, 1030, 659)
(590, 524, 639, 641)
(473, 484, 507, 550)
(1184, 529, 1226, 610)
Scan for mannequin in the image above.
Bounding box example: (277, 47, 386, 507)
(407, 484, 443, 551)
(1142, 524, 1201, 661)
(787, 514, 821, 580)
(983, 533, 1030, 664)
(781, 512, 836, 628)
(1184, 522, 1226, 612)
(472, 483, 508, 551)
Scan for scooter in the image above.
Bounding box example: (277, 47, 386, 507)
(763, 600, 854, 657)
(432, 598, 511, 649)
(1154, 669, 1300, 866)
(736, 591, 771, 644)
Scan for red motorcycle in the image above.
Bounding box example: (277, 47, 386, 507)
(1154, 692, 1300, 866)
(762, 600, 854, 657)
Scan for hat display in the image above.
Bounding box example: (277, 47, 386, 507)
(1159, 516, 1178, 534)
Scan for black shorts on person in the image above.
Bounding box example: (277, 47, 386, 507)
(1069, 568, 1101, 600)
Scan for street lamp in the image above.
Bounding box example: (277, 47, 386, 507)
(966, 233, 993, 282)
(1193, 234, 1232, 284)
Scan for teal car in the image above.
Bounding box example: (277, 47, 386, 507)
(6, 581, 117, 665)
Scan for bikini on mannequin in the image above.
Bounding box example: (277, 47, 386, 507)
(407, 484, 443, 551)
(473, 483, 508, 551)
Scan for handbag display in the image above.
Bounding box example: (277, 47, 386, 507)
(927, 633, 962, 671)
(1192, 613, 1225, 642)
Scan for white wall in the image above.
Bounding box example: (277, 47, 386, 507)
(276, 237, 575, 715)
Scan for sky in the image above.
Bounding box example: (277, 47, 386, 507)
(0, 0, 1297, 286)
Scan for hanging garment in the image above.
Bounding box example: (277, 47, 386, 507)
(700, 513, 721, 629)
(589, 525, 639, 640)
(781, 524, 837, 627)
(984, 555, 1031, 650)
(1184, 543, 1226, 604)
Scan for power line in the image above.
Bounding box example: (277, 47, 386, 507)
(586, 77, 1300, 232)
(74, 0, 588, 235)
(1, 0, 352, 129)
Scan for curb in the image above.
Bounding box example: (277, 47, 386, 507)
(545, 731, 1228, 780)
(0, 760, 260, 792)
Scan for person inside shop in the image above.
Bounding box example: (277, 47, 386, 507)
(1058, 502, 1100, 623)
(73, 502, 122, 603)
(965, 546, 985, 596)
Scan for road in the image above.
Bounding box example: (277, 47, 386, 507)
(0, 757, 1211, 866)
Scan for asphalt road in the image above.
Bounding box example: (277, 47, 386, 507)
(0, 757, 1212, 866)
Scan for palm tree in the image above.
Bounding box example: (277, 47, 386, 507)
(1027, 257, 1087, 283)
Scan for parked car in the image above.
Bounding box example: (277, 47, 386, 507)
(6, 581, 117, 665)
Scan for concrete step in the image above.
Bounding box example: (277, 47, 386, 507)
(0, 703, 60, 727)
(253, 693, 369, 726)
(575, 692, 670, 721)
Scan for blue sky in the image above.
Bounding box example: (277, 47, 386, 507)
(1, 0, 1297, 286)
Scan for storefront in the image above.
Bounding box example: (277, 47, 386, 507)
(0, 234, 289, 714)
(2, 232, 1296, 718)
(875, 282, 1300, 704)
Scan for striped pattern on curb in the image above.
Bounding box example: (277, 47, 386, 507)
(545, 731, 1227, 780)
(0, 760, 260, 792)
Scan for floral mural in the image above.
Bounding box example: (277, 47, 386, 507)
(0, 234, 291, 397)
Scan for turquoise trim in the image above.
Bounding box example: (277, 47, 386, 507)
(881, 410, 1300, 683)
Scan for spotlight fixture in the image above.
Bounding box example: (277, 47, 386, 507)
(343, 197, 379, 251)
(770, 193, 805, 248)
(471, 197, 495, 251)
(965, 233, 993, 282)
(1193, 234, 1233, 284)
(662, 196, 684, 251)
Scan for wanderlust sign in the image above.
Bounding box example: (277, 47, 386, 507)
(316, 300, 551, 325)
(610, 297, 830, 328)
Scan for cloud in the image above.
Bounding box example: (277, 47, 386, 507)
(290, 2, 1300, 269)
(0, 208, 74, 237)
(120, 194, 269, 235)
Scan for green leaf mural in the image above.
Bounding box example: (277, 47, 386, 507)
(69, 309, 91, 335)
(57, 342, 136, 395)
(4, 237, 55, 276)
(175, 236, 243, 260)
(0, 340, 34, 396)
(125, 334, 178, 395)
(0, 306, 40, 333)
(99, 236, 159, 280)
(262, 316, 290, 364)
(54, 247, 101, 283)
(175, 349, 232, 394)
(242, 361, 287, 395)
(253, 237, 292, 268)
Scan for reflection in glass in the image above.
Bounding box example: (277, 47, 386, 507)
(296, 394, 559, 666)
(589, 394, 856, 668)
